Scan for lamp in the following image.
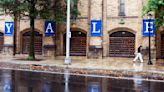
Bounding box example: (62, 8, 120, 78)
(147, 13, 153, 65)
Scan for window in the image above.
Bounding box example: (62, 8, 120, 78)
(119, 0, 125, 16)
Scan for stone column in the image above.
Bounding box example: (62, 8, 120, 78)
(102, 0, 108, 57)
(156, 29, 162, 59)
(43, 37, 55, 58)
(88, 0, 103, 59)
(3, 36, 13, 55)
(16, 17, 20, 54)
(3, 15, 14, 56)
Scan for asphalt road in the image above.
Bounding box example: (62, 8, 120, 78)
(0, 69, 163, 92)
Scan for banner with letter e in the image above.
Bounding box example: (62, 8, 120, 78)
(143, 19, 155, 37)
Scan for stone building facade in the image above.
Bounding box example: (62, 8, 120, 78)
(0, 0, 161, 60)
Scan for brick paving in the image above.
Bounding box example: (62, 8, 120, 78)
(0, 55, 164, 81)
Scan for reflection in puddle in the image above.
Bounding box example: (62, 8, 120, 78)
(42, 81, 51, 92)
(133, 63, 143, 71)
(88, 82, 100, 92)
(133, 74, 145, 91)
(1, 70, 12, 92)
(64, 70, 70, 92)
(0, 70, 163, 92)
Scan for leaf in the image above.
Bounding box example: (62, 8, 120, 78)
(143, 0, 164, 30)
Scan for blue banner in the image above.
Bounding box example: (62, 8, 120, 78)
(45, 21, 56, 36)
(4, 22, 14, 36)
(90, 20, 102, 36)
(143, 19, 155, 37)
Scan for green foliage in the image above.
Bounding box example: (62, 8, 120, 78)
(143, 0, 164, 29)
(70, 0, 80, 20)
(0, 0, 80, 60)
(27, 55, 35, 60)
(65, 0, 80, 20)
(50, 0, 67, 24)
(0, 0, 80, 24)
(0, 0, 18, 14)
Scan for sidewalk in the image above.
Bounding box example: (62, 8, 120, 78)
(0, 55, 164, 81)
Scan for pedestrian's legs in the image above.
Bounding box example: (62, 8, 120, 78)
(138, 53, 143, 62)
(133, 53, 139, 62)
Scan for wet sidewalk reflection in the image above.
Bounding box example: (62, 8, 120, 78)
(0, 69, 163, 92)
(1, 70, 12, 92)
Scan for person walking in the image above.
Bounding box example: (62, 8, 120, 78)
(133, 46, 143, 63)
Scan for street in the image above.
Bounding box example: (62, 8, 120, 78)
(0, 69, 163, 92)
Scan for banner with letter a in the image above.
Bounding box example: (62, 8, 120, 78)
(45, 21, 56, 36)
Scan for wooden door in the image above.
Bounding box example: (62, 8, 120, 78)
(0, 32, 3, 52)
(109, 31, 135, 58)
(161, 34, 164, 58)
(22, 31, 42, 55)
(64, 31, 86, 56)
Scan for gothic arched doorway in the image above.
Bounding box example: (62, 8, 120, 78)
(161, 33, 164, 58)
(63, 31, 87, 56)
(22, 31, 43, 54)
(109, 31, 135, 57)
(0, 32, 4, 52)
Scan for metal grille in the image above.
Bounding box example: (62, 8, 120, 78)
(22, 36, 42, 55)
(109, 37, 135, 58)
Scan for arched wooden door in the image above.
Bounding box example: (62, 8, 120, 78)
(109, 31, 135, 57)
(22, 31, 42, 55)
(161, 34, 164, 58)
(0, 32, 4, 52)
(64, 31, 87, 56)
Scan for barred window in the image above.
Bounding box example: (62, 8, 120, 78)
(119, 0, 125, 16)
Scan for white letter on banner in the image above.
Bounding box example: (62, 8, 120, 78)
(45, 23, 54, 33)
(5, 23, 13, 33)
(144, 22, 154, 33)
(92, 22, 100, 33)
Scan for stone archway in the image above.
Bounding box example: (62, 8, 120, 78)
(21, 29, 43, 55)
(109, 31, 135, 58)
(63, 30, 87, 56)
(0, 32, 4, 52)
(161, 33, 164, 58)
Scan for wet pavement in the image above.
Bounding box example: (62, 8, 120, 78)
(0, 55, 164, 81)
(0, 69, 164, 92)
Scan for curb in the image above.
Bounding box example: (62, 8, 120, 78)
(0, 62, 163, 81)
